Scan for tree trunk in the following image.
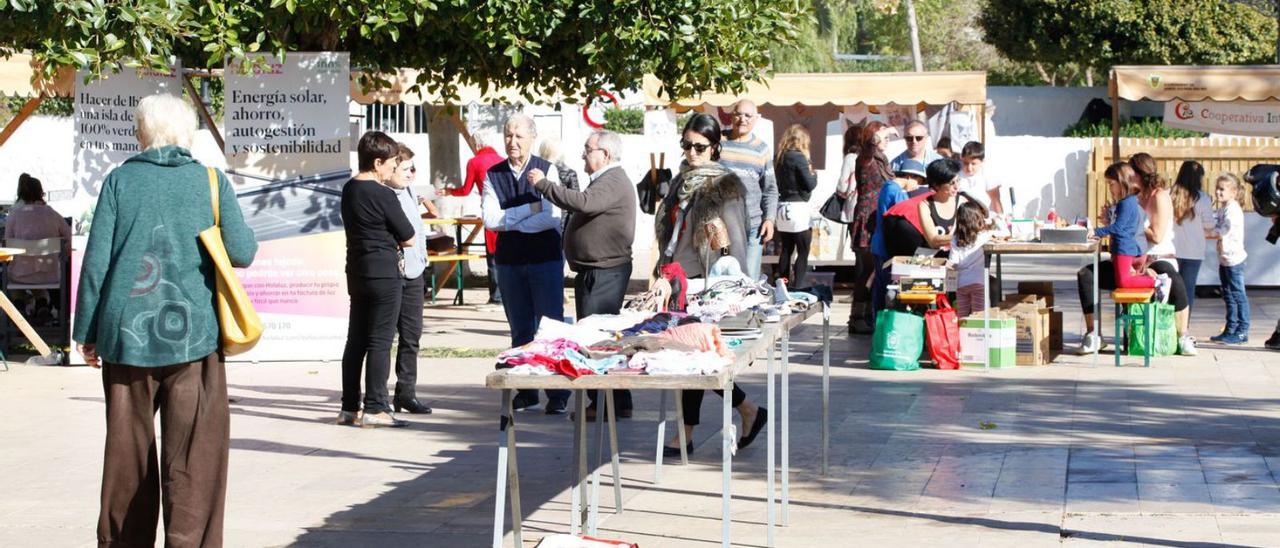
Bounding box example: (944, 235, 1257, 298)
(1085, 66, 1094, 87)
(1034, 62, 1055, 86)
(904, 0, 924, 72)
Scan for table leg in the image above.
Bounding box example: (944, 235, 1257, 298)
(435, 221, 482, 297)
(571, 391, 587, 534)
(983, 252, 991, 371)
(589, 392, 604, 535)
(781, 327, 791, 526)
(493, 389, 521, 548)
(722, 379, 733, 548)
(606, 390, 623, 513)
(1093, 250, 1100, 368)
(655, 390, 667, 483)
(766, 329, 776, 547)
(507, 413, 523, 547)
(676, 390, 689, 465)
(822, 303, 831, 476)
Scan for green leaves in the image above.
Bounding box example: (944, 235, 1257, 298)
(0, 0, 804, 104)
(980, 0, 1276, 77)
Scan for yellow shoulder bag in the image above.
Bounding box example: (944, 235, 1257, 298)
(198, 167, 263, 355)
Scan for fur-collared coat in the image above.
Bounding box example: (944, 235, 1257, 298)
(654, 169, 750, 278)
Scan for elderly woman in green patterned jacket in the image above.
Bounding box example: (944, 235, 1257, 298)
(74, 93, 257, 547)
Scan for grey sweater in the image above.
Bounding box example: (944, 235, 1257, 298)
(534, 165, 636, 271)
(719, 133, 778, 229)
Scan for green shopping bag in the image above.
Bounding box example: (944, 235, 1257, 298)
(1126, 302, 1176, 357)
(870, 309, 924, 371)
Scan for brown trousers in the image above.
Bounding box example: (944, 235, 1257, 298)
(99, 353, 228, 548)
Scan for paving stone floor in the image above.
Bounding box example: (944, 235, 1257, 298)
(5, 260, 1280, 546)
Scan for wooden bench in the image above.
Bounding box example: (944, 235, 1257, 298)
(1112, 288, 1156, 367)
(427, 253, 482, 306)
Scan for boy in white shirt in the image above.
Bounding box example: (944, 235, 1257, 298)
(1207, 173, 1250, 344)
(958, 141, 1003, 215)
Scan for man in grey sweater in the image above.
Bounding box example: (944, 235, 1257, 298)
(720, 99, 778, 281)
(530, 129, 637, 417)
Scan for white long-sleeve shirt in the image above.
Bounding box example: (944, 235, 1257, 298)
(481, 158, 562, 234)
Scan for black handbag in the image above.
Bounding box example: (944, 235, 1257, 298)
(819, 193, 847, 223)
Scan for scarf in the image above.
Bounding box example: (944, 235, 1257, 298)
(678, 162, 731, 203)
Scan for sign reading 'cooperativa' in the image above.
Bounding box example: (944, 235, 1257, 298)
(1163, 100, 1280, 137)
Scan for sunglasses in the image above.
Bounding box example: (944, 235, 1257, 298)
(905, 135, 928, 142)
(680, 140, 712, 153)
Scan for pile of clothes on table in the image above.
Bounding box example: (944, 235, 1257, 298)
(499, 261, 833, 379)
(498, 313, 736, 378)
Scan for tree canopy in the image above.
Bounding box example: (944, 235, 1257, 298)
(980, 0, 1276, 84)
(0, 0, 806, 103)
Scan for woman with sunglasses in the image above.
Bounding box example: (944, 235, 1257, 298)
(655, 113, 767, 456)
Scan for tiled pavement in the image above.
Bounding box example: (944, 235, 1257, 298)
(5, 263, 1280, 546)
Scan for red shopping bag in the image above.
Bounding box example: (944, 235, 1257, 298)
(924, 294, 960, 369)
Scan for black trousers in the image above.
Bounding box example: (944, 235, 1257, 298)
(342, 276, 401, 414)
(486, 254, 502, 303)
(849, 247, 874, 323)
(1077, 259, 1188, 317)
(577, 262, 635, 411)
(777, 230, 812, 283)
(682, 386, 747, 426)
(394, 274, 425, 401)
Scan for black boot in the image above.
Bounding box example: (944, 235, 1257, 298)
(1265, 331, 1280, 351)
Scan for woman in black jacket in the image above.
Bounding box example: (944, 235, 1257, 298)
(773, 124, 818, 283)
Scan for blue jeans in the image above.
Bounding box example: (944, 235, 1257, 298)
(1176, 258, 1202, 310)
(746, 224, 764, 282)
(1219, 263, 1249, 335)
(496, 259, 570, 403)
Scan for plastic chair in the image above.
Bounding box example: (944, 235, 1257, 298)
(3, 238, 69, 360)
(1112, 288, 1155, 368)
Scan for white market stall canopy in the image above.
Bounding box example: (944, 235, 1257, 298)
(1111, 65, 1280, 102)
(642, 72, 988, 108)
(0, 53, 74, 97)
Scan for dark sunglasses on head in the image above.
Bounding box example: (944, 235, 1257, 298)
(680, 139, 712, 153)
(905, 135, 928, 142)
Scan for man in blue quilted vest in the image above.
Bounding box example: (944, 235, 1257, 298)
(482, 113, 571, 414)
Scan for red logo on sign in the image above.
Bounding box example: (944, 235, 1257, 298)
(582, 90, 618, 128)
(1174, 101, 1195, 120)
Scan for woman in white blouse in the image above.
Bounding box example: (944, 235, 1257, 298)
(1170, 160, 1215, 311)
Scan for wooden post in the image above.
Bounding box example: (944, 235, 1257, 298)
(1109, 70, 1120, 165)
(448, 110, 478, 154)
(183, 75, 224, 151)
(977, 103, 986, 144)
(0, 94, 45, 149)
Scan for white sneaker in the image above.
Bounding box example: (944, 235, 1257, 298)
(1077, 333, 1101, 355)
(1154, 274, 1172, 304)
(1178, 335, 1198, 356)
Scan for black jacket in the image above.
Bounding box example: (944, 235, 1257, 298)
(775, 150, 818, 202)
